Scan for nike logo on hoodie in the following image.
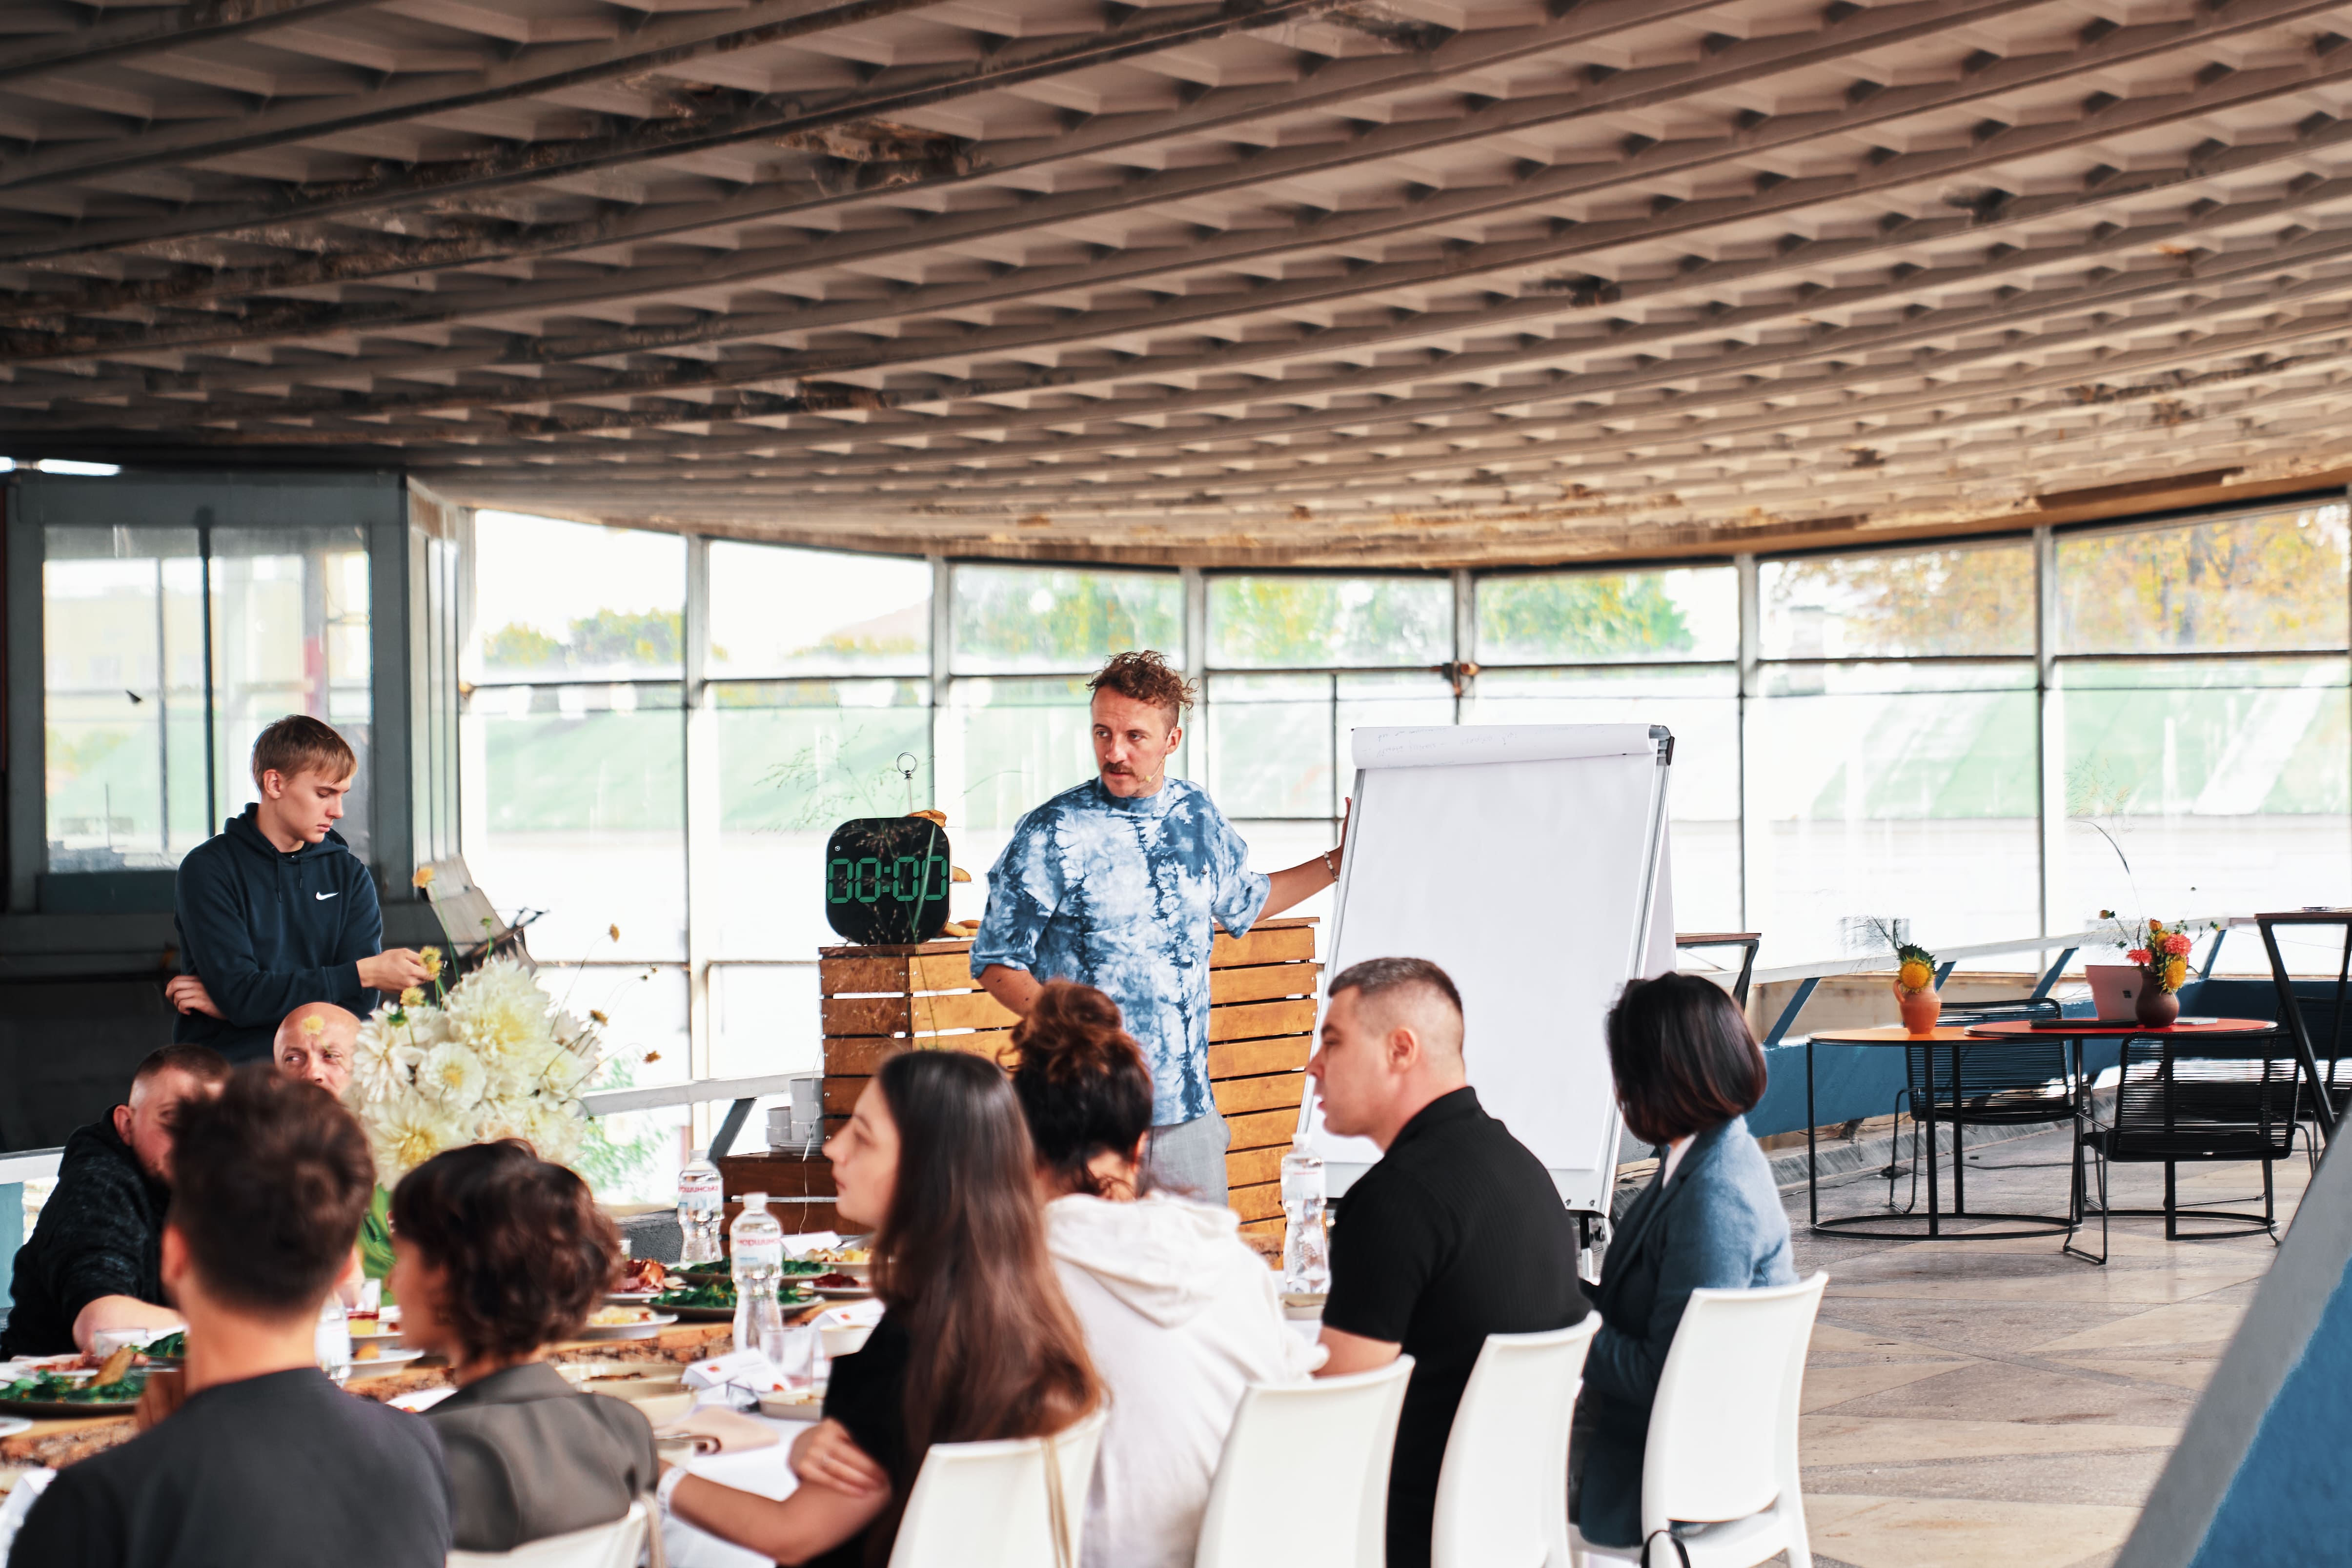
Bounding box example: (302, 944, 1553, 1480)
(316, 891, 339, 900)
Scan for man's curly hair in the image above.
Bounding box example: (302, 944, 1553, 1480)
(1088, 650, 1195, 723)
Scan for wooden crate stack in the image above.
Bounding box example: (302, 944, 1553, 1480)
(800, 916, 1319, 1239)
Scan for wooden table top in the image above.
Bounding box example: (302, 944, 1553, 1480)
(0, 1322, 734, 1470)
(1967, 1017, 2281, 1038)
(1807, 1025, 1986, 1043)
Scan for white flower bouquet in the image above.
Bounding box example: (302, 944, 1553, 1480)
(347, 955, 607, 1188)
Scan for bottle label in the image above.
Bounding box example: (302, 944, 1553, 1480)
(1281, 1169, 1325, 1205)
(679, 1173, 723, 1213)
(733, 1235, 783, 1270)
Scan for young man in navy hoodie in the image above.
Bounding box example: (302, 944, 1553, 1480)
(166, 716, 434, 1063)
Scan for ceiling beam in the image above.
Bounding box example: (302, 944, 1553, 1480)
(0, 0, 967, 196)
(0, 0, 1732, 317)
(0, 0, 386, 86)
(5, 0, 2334, 387)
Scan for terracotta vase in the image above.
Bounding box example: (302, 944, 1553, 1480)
(1895, 983, 1942, 1036)
(2135, 982, 2180, 1029)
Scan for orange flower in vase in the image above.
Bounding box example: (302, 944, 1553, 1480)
(1874, 920, 1942, 1036)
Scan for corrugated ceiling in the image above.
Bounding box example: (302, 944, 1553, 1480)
(6, 0, 2352, 562)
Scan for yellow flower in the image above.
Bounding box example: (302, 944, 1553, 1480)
(419, 947, 443, 972)
(412, 866, 436, 891)
(643, 1050, 662, 1064)
(400, 986, 426, 1008)
(1897, 958, 1934, 992)
(589, 1009, 608, 1025)
(2163, 957, 2188, 992)
(300, 1014, 324, 1038)
(608, 924, 621, 943)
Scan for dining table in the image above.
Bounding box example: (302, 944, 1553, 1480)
(1802, 1017, 2287, 1248)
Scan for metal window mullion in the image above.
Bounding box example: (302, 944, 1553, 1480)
(2036, 524, 2061, 972)
(682, 535, 718, 1147)
(1736, 553, 1759, 934)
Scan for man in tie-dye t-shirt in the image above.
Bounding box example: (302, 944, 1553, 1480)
(972, 651, 1347, 1206)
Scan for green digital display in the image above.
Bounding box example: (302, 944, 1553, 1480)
(822, 818, 953, 944)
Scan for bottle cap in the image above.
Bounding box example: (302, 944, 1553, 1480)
(1291, 1132, 1313, 1149)
(689, 1148, 709, 1162)
(742, 1191, 769, 1209)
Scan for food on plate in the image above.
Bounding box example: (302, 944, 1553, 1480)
(805, 1245, 869, 1264)
(653, 1277, 736, 1311)
(587, 1306, 656, 1327)
(354, 1342, 383, 1361)
(348, 1315, 398, 1338)
(2, 1368, 147, 1405)
(143, 1330, 187, 1360)
(93, 1345, 137, 1387)
(810, 1272, 863, 1290)
(616, 1257, 669, 1294)
(777, 1260, 826, 1277)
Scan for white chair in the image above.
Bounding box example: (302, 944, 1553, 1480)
(1572, 1272, 1827, 1568)
(1433, 1318, 1602, 1568)
(1194, 1355, 1415, 1568)
(448, 1499, 652, 1568)
(889, 1403, 1111, 1568)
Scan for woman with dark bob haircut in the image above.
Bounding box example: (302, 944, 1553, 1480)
(1569, 972, 1795, 1554)
(386, 1140, 656, 1553)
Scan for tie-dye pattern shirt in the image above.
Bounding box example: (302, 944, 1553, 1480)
(973, 776, 1271, 1125)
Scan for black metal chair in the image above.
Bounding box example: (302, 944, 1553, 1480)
(1884, 996, 2075, 1217)
(2069, 1027, 2304, 1265)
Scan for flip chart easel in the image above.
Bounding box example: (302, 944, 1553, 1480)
(1303, 724, 1677, 1222)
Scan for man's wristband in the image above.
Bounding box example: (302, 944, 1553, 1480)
(656, 1465, 691, 1513)
(1322, 848, 1340, 880)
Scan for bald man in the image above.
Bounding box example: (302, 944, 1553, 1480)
(1305, 957, 1587, 1568)
(274, 1001, 358, 1098)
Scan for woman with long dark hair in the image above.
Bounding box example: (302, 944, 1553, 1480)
(1570, 971, 1795, 1553)
(662, 1048, 1100, 1567)
(1011, 981, 1314, 1568)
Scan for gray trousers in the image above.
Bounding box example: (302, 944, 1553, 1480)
(1145, 1108, 1231, 1208)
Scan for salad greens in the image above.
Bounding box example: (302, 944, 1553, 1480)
(3, 1369, 146, 1405)
(145, 1331, 186, 1359)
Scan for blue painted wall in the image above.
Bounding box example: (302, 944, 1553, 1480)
(2184, 1254, 2352, 1566)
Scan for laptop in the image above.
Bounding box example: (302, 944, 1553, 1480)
(2085, 964, 2142, 1023)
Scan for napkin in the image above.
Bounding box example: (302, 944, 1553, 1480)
(653, 1406, 783, 1455)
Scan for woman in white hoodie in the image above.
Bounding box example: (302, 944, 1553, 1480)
(1010, 981, 1322, 1568)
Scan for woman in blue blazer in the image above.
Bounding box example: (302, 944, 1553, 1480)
(1571, 971, 1796, 1553)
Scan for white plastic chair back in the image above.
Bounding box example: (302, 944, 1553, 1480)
(1194, 1355, 1414, 1568)
(1432, 1318, 1600, 1568)
(1642, 1272, 1824, 1533)
(889, 1403, 1110, 1568)
(447, 1499, 649, 1568)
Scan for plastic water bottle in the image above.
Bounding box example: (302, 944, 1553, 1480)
(730, 1192, 787, 1359)
(678, 1148, 724, 1265)
(315, 1297, 352, 1385)
(1280, 1134, 1330, 1296)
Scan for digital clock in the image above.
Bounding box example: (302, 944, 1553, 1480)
(823, 817, 953, 945)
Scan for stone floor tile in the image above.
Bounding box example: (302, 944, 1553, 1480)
(1799, 1447, 2170, 1510)
(2024, 1300, 2246, 1355)
(1800, 1415, 2181, 1467)
(1799, 1494, 2141, 1568)
(1801, 1361, 1972, 1412)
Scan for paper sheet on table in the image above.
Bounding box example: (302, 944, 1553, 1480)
(656, 1406, 783, 1455)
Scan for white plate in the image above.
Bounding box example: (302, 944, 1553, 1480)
(758, 1391, 825, 1422)
(0, 1415, 30, 1438)
(812, 1284, 872, 1300)
(606, 1291, 667, 1304)
(345, 1347, 428, 1371)
(576, 1311, 678, 1340)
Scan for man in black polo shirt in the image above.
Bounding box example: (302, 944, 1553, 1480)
(1310, 957, 1588, 1568)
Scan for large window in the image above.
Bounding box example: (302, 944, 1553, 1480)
(41, 518, 373, 875)
(458, 494, 2352, 1198)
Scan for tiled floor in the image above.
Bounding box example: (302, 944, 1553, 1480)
(1779, 1125, 2308, 1568)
